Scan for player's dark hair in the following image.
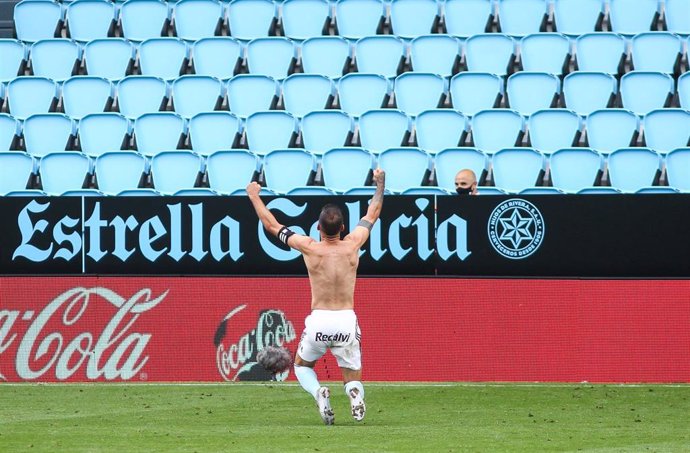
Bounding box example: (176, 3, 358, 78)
(319, 204, 344, 237)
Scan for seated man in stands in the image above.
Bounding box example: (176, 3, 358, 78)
(454, 169, 478, 195)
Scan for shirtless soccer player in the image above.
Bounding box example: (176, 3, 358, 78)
(246, 169, 386, 425)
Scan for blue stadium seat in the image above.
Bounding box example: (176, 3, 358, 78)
(334, 0, 386, 40)
(679, 73, 690, 110)
(562, 72, 617, 116)
(79, 113, 132, 157)
(449, 72, 503, 116)
(39, 152, 91, 195)
(95, 151, 146, 194)
(506, 72, 560, 116)
(171, 75, 226, 118)
(84, 39, 136, 81)
(519, 187, 565, 195)
(635, 186, 680, 194)
(4, 189, 47, 197)
(393, 73, 447, 117)
(0, 40, 27, 83)
(552, 0, 604, 36)
(643, 109, 690, 154)
(619, 71, 674, 116)
(192, 37, 243, 80)
(464, 33, 516, 76)
(245, 111, 299, 155)
(263, 149, 317, 193)
(608, 0, 660, 35)
(343, 186, 393, 195)
(116, 76, 169, 119)
(358, 109, 412, 153)
(409, 35, 462, 77)
(321, 147, 375, 192)
(24, 114, 76, 158)
(665, 148, 690, 191)
(227, 0, 278, 40)
(527, 109, 582, 154)
(173, 0, 225, 41)
(415, 109, 468, 155)
(150, 150, 204, 194)
(66, 0, 117, 42)
(665, 0, 690, 35)
(607, 147, 662, 192)
(520, 33, 571, 75)
(117, 188, 162, 196)
(491, 147, 546, 192)
(443, 0, 493, 38)
(281, 0, 331, 40)
(30, 39, 81, 82)
(0, 114, 21, 151)
(378, 147, 432, 192)
(6, 77, 59, 120)
(139, 38, 189, 80)
(354, 36, 406, 79)
(188, 111, 242, 155)
(301, 110, 354, 156)
(575, 33, 627, 74)
(549, 147, 604, 192)
(246, 37, 297, 79)
(0, 152, 35, 193)
(133, 112, 187, 157)
(230, 187, 277, 195)
(497, 0, 548, 37)
(120, 0, 171, 42)
(174, 188, 219, 196)
(206, 149, 261, 193)
(433, 147, 490, 190)
(471, 109, 525, 154)
(631, 32, 684, 74)
(585, 108, 639, 154)
(288, 186, 338, 195)
(62, 188, 106, 197)
(62, 76, 114, 120)
(337, 73, 391, 117)
(226, 74, 279, 118)
(402, 186, 453, 195)
(301, 37, 352, 78)
(282, 74, 336, 117)
(14, 0, 63, 43)
(476, 187, 509, 195)
(389, 0, 440, 39)
(576, 187, 622, 194)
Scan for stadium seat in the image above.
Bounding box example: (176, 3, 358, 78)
(66, 0, 117, 42)
(679, 73, 690, 110)
(321, 147, 375, 192)
(635, 186, 680, 194)
(120, 0, 171, 41)
(263, 149, 317, 193)
(378, 147, 432, 192)
(0, 114, 21, 151)
(206, 149, 261, 193)
(301, 37, 352, 79)
(188, 111, 242, 155)
(506, 72, 560, 116)
(24, 114, 76, 158)
(433, 147, 490, 190)
(246, 37, 296, 79)
(245, 111, 299, 155)
(171, 75, 226, 118)
(354, 36, 406, 79)
(464, 33, 516, 76)
(282, 74, 336, 117)
(476, 187, 509, 195)
(62, 76, 114, 120)
(607, 147, 662, 192)
(116, 76, 169, 119)
(288, 186, 338, 195)
(337, 73, 391, 117)
(301, 110, 355, 156)
(631, 32, 684, 74)
(226, 74, 279, 118)
(4, 189, 47, 197)
(527, 109, 582, 154)
(95, 151, 146, 194)
(334, 0, 386, 40)
(519, 187, 565, 195)
(520, 33, 571, 75)
(227, 0, 278, 40)
(133, 112, 187, 157)
(449, 72, 503, 116)
(442, 0, 493, 38)
(358, 109, 412, 153)
(665, 0, 690, 35)
(409, 35, 462, 77)
(117, 188, 162, 196)
(549, 147, 604, 192)
(78, 113, 132, 157)
(575, 33, 627, 75)
(497, 0, 548, 37)
(343, 186, 393, 195)
(415, 109, 468, 155)
(63, 188, 106, 197)
(393, 73, 447, 117)
(192, 37, 243, 80)
(470, 109, 525, 154)
(576, 187, 622, 194)
(0, 40, 27, 83)
(174, 188, 219, 196)
(608, 0, 659, 35)
(6, 77, 59, 120)
(39, 152, 91, 195)
(0, 152, 35, 193)
(665, 148, 690, 191)
(173, 0, 225, 41)
(562, 72, 617, 116)
(491, 147, 546, 193)
(139, 38, 190, 80)
(552, 0, 604, 36)
(29, 39, 81, 82)
(402, 186, 453, 195)
(230, 187, 277, 195)
(619, 71, 674, 116)
(150, 150, 204, 194)
(281, 0, 331, 40)
(642, 109, 690, 154)
(389, 0, 440, 39)
(14, 0, 63, 43)
(585, 108, 639, 154)
(84, 39, 136, 81)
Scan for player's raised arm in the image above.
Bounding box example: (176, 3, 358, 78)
(345, 168, 385, 248)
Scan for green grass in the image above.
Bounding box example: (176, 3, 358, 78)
(1, 383, 689, 453)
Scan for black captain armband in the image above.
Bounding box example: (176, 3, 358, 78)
(357, 219, 374, 231)
(278, 226, 295, 245)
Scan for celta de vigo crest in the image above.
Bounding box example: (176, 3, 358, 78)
(487, 199, 545, 260)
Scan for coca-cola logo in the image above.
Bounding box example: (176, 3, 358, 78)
(214, 305, 296, 382)
(0, 287, 167, 381)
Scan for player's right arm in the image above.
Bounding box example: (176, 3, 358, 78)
(345, 168, 385, 248)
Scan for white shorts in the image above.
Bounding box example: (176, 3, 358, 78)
(297, 309, 362, 370)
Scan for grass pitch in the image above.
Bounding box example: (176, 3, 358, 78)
(1, 383, 689, 452)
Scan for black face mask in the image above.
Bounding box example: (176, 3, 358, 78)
(456, 187, 473, 195)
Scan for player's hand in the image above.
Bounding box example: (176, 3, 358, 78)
(373, 168, 385, 185)
(246, 181, 261, 197)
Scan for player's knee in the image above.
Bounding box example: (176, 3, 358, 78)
(294, 354, 316, 368)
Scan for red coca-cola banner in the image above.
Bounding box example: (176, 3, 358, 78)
(1, 277, 690, 383)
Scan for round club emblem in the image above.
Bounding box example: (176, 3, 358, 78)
(487, 198, 545, 260)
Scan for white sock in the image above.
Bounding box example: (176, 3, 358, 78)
(294, 365, 321, 400)
(344, 380, 364, 400)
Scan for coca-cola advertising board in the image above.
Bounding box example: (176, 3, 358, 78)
(2, 277, 690, 383)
